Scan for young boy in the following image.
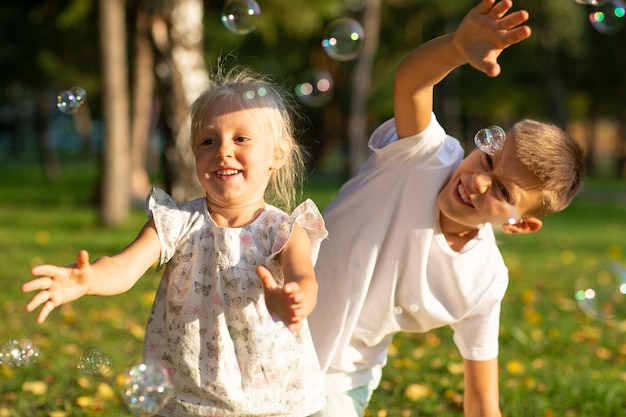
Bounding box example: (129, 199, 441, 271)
(308, 1, 585, 417)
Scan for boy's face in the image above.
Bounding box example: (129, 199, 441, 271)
(437, 136, 543, 234)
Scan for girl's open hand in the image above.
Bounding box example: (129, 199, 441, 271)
(257, 265, 305, 332)
(23, 250, 92, 324)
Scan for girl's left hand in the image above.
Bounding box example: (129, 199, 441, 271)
(256, 265, 304, 332)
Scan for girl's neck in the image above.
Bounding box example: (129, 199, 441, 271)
(207, 199, 265, 228)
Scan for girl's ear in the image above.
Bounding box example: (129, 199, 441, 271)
(501, 217, 543, 235)
(271, 139, 290, 170)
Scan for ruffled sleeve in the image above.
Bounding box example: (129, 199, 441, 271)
(145, 187, 204, 269)
(269, 199, 328, 265)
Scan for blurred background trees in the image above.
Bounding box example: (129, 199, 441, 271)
(1, 0, 625, 225)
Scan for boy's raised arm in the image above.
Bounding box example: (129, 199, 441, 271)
(393, 0, 531, 139)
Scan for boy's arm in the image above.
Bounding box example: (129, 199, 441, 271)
(463, 358, 502, 417)
(394, 0, 531, 139)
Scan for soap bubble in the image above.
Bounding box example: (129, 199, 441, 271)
(573, 0, 609, 5)
(474, 126, 506, 155)
(294, 69, 334, 107)
(56, 87, 87, 114)
(589, 0, 626, 34)
(575, 261, 626, 321)
(221, 0, 261, 35)
(77, 347, 113, 376)
(0, 338, 40, 367)
(121, 361, 175, 416)
(321, 18, 365, 61)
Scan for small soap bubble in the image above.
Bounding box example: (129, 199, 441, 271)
(294, 69, 334, 107)
(77, 347, 113, 376)
(573, 0, 609, 5)
(0, 338, 40, 367)
(589, 0, 626, 34)
(121, 361, 174, 416)
(504, 204, 520, 226)
(575, 262, 626, 321)
(221, 0, 261, 35)
(321, 18, 365, 61)
(474, 126, 506, 155)
(56, 87, 87, 114)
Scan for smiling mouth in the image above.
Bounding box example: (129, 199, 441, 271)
(215, 169, 241, 176)
(457, 182, 474, 207)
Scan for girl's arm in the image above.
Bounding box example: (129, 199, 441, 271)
(257, 223, 318, 332)
(23, 218, 162, 323)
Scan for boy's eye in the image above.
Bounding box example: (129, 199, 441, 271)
(485, 153, 493, 169)
(484, 153, 511, 203)
(200, 138, 215, 146)
(495, 181, 511, 203)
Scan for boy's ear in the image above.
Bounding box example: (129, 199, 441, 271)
(501, 217, 542, 235)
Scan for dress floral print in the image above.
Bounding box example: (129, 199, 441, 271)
(143, 188, 327, 417)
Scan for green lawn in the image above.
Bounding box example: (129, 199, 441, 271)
(1, 162, 626, 416)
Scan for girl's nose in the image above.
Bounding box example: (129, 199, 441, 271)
(216, 142, 233, 159)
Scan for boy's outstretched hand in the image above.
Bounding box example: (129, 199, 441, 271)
(23, 250, 92, 324)
(454, 0, 531, 77)
(257, 265, 305, 332)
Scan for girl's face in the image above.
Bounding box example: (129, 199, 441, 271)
(193, 103, 284, 213)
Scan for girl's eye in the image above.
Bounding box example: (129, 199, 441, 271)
(234, 136, 248, 143)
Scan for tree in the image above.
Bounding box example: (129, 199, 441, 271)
(153, 0, 208, 202)
(130, 1, 157, 203)
(347, 0, 381, 175)
(99, 0, 131, 226)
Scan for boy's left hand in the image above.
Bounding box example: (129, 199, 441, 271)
(256, 265, 304, 332)
(454, 0, 531, 77)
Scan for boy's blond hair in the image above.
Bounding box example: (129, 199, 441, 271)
(189, 66, 306, 212)
(511, 119, 585, 218)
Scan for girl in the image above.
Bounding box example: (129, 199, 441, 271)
(22, 67, 328, 417)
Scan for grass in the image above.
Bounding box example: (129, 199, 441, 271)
(1, 161, 626, 416)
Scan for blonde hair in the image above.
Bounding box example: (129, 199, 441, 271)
(511, 119, 585, 217)
(189, 66, 307, 212)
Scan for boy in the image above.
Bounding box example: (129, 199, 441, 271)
(309, 1, 585, 417)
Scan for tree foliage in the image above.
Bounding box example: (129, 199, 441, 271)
(2, 0, 626, 210)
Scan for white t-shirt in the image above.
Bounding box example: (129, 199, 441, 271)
(309, 115, 509, 394)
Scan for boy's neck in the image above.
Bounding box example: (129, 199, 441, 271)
(439, 214, 478, 251)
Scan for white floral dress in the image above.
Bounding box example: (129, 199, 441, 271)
(143, 188, 328, 417)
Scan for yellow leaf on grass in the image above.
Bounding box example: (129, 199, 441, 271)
(404, 383, 433, 401)
(22, 380, 47, 395)
(506, 359, 525, 375)
(48, 411, 68, 417)
(96, 382, 116, 400)
(76, 396, 93, 408)
(447, 361, 464, 375)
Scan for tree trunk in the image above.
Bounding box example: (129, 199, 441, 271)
(153, 0, 208, 202)
(348, 0, 381, 176)
(131, 3, 156, 204)
(99, 0, 131, 226)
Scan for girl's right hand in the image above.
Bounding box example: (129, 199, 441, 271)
(23, 250, 92, 324)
